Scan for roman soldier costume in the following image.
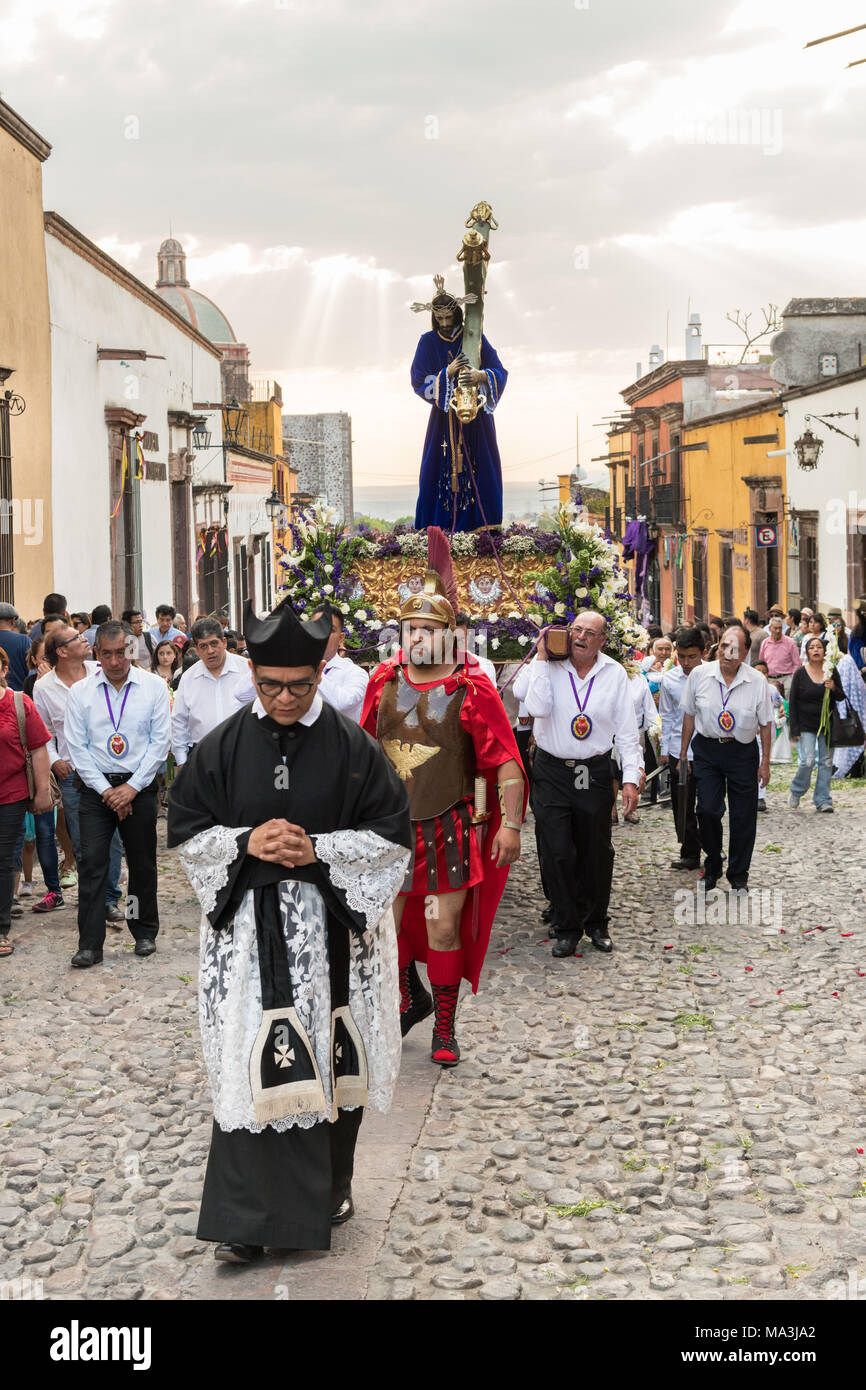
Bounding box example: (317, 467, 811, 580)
(361, 545, 527, 1067)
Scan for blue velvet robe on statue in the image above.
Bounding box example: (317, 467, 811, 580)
(410, 328, 507, 532)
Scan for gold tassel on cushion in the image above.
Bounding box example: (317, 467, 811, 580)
(249, 1006, 327, 1124)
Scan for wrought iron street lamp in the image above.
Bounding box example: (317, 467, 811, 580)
(794, 427, 823, 470)
(223, 399, 244, 443)
(264, 488, 283, 521)
(192, 419, 211, 450)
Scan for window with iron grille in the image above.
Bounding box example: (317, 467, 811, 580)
(719, 540, 733, 617)
(693, 542, 707, 621)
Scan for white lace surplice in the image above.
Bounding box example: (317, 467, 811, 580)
(179, 825, 409, 1134)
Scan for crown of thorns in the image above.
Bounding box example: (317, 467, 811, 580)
(409, 274, 478, 313)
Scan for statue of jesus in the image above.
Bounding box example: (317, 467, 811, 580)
(409, 277, 507, 533)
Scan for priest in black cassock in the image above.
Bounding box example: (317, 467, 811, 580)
(167, 598, 412, 1264)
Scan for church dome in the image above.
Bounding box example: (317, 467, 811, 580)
(154, 236, 238, 345)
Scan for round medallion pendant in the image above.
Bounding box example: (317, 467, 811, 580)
(718, 710, 735, 734)
(571, 713, 592, 740)
(108, 732, 128, 758)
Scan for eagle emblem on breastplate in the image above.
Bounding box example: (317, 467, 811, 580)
(382, 739, 440, 781)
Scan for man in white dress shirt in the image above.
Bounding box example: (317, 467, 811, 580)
(34, 625, 125, 919)
(658, 627, 705, 871)
(171, 617, 255, 765)
(311, 607, 368, 723)
(64, 621, 171, 968)
(513, 612, 641, 957)
(680, 624, 773, 892)
(454, 612, 497, 686)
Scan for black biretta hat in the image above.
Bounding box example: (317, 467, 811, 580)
(243, 597, 332, 669)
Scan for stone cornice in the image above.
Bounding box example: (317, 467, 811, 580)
(0, 98, 51, 162)
(621, 360, 707, 404)
(685, 397, 783, 431)
(740, 474, 782, 489)
(45, 213, 222, 360)
(104, 408, 146, 430)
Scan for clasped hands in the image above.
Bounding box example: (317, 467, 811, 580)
(102, 783, 137, 821)
(248, 818, 315, 867)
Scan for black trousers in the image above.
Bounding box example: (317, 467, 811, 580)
(0, 797, 28, 934)
(644, 734, 660, 803)
(670, 757, 701, 861)
(691, 734, 759, 883)
(530, 747, 615, 937)
(76, 777, 159, 950)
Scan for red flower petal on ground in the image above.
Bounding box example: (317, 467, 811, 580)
(856, 970, 866, 978)
(664, 944, 674, 950)
(857, 1149, 864, 1155)
(777, 989, 784, 994)
(832, 992, 839, 997)
(779, 929, 786, 935)
(745, 966, 753, 972)
(841, 933, 853, 938)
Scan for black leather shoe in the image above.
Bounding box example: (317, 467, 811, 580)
(134, 939, 157, 957)
(71, 948, 103, 969)
(551, 934, 581, 958)
(671, 858, 701, 871)
(728, 877, 749, 891)
(400, 960, 433, 1038)
(700, 865, 724, 892)
(214, 1242, 263, 1264)
(589, 931, 613, 954)
(331, 1194, 354, 1225)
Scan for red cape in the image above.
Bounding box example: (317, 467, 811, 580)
(362, 656, 528, 991)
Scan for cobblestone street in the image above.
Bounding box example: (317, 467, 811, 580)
(2, 769, 865, 1302)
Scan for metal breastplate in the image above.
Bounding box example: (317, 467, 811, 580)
(377, 668, 475, 820)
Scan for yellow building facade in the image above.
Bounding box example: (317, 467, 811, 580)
(0, 98, 53, 618)
(683, 402, 788, 622)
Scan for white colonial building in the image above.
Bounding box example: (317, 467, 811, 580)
(782, 367, 866, 620)
(45, 213, 227, 623)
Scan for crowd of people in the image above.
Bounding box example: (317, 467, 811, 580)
(0, 576, 863, 1265)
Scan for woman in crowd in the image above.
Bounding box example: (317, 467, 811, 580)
(151, 640, 181, 812)
(0, 654, 54, 956)
(769, 678, 792, 764)
(788, 635, 846, 812)
(22, 637, 50, 697)
(151, 639, 182, 690)
(831, 629, 866, 780)
(641, 634, 673, 705)
(800, 613, 827, 662)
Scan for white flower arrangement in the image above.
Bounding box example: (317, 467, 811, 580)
(322, 584, 334, 594)
(451, 532, 477, 557)
(398, 532, 429, 559)
(502, 533, 536, 556)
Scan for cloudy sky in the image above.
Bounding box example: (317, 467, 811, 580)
(3, 0, 866, 510)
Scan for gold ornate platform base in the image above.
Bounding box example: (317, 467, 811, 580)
(353, 555, 545, 620)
